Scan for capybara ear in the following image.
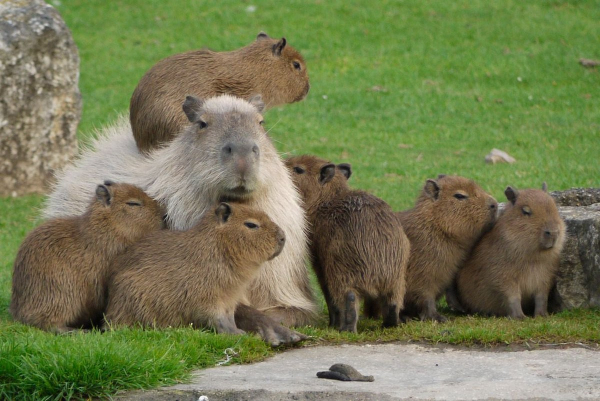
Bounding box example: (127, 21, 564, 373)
(424, 179, 440, 200)
(215, 202, 232, 223)
(320, 163, 336, 185)
(541, 182, 548, 192)
(248, 94, 265, 114)
(437, 174, 447, 179)
(96, 184, 112, 206)
(337, 163, 352, 180)
(182, 95, 206, 124)
(256, 32, 270, 41)
(273, 37, 287, 56)
(103, 180, 115, 187)
(505, 186, 519, 204)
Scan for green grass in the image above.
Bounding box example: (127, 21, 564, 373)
(2, 0, 600, 399)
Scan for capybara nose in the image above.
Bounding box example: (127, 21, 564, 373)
(270, 228, 286, 260)
(541, 230, 557, 249)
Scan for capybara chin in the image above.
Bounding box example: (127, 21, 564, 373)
(456, 184, 566, 319)
(104, 202, 285, 334)
(43, 94, 317, 344)
(10, 182, 164, 333)
(130, 32, 310, 152)
(396, 175, 498, 322)
(286, 155, 410, 333)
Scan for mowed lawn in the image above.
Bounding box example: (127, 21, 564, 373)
(1, 0, 599, 399)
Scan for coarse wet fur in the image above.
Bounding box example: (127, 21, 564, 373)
(456, 185, 566, 319)
(130, 32, 310, 152)
(394, 175, 498, 322)
(286, 155, 410, 332)
(10, 182, 164, 333)
(104, 203, 286, 335)
(43, 94, 316, 345)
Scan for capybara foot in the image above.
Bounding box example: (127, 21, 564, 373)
(235, 304, 307, 346)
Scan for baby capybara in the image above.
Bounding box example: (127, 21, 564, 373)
(130, 32, 310, 152)
(10, 182, 164, 332)
(104, 202, 285, 334)
(397, 175, 498, 322)
(456, 184, 566, 319)
(286, 155, 410, 332)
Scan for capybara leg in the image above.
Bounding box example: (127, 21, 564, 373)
(214, 314, 245, 335)
(340, 291, 358, 333)
(419, 297, 447, 323)
(381, 297, 400, 328)
(363, 297, 382, 319)
(506, 295, 526, 320)
(329, 303, 341, 329)
(533, 291, 549, 318)
(444, 283, 466, 313)
(234, 304, 307, 347)
(263, 306, 315, 327)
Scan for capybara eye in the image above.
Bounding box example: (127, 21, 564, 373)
(126, 201, 142, 207)
(244, 222, 259, 229)
(453, 193, 467, 200)
(293, 166, 305, 174)
(198, 120, 208, 129)
(522, 206, 532, 216)
(293, 61, 301, 70)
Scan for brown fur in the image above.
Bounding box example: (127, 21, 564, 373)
(130, 32, 310, 152)
(456, 185, 566, 319)
(397, 175, 498, 322)
(10, 182, 164, 333)
(286, 155, 410, 332)
(104, 202, 285, 334)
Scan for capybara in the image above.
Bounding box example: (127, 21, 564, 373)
(104, 202, 285, 334)
(130, 32, 310, 152)
(286, 155, 410, 332)
(456, 184, 566, 319)
(396, 175, 498, 322)
(43, 94, 315, 345)
(10, 182, 164, 333)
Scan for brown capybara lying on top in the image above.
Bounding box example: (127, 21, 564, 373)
(130, 32, 310, 152)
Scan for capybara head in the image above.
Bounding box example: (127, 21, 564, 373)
(214, 202, 285, 263)
(285, 155, 352, 209)
(417, 175, 498, 243)
(90, 181, 165, 243)
(503, 184, 566, 252)
(181, 94, 269, 201)
(252, 32, 310, 105)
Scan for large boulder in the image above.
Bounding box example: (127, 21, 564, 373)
(0, 0, 80, 197)
(551, 188, 600, 207)
(550, 202, 600, 311)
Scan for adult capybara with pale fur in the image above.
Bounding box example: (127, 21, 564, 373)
(104, 202, 285, 335)
(456, 184, 566, 319)
(43, 94, 315, 345)
(130, 32, 310, 152)
(395, 175, 498, 322)
(10, 182, 164, 333)
(286, 155, 410, 332)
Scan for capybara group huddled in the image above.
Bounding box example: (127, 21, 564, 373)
(456, 184, 566, 319)
(11, 32, 568, 344)
(11, 182, 165, 333)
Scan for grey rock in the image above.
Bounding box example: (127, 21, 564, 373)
(550, 203, 600, 310)
(0, 0, 80, 197)
(551, 188, 600, 207)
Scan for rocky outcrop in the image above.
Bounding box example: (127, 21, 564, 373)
(551, 188, 600, 207)
(0, 0, 81, 197)
(550, 203, 600, 311)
